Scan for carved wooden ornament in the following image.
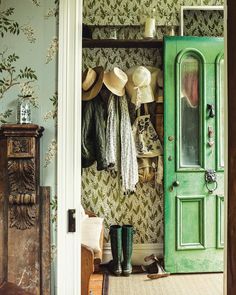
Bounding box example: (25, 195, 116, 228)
(8, 158, 37, 230)
(0, 124, 44, 230)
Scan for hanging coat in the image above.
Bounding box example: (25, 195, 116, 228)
(81, 95, 107, 171)
(106, 95, 118, 171)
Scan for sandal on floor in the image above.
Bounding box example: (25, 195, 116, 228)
(147, 261, 170, 280)
(142, 254, 170, 279)
(147, 272, 170, 279)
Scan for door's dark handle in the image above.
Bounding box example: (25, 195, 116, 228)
(206, 181, 218, 194)
(68, 209, 76, 232)
(172, 180, 180, 187)
(207, 104, 215, 118)
(205, 170, 217, 194)
(169, 180, 180, 192)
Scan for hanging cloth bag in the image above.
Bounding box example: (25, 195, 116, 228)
(137, 157, 156, 183)
(132, 104, 163, 158)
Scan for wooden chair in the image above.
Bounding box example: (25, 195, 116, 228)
(0, 282, 33, 295)
(81, 211, 104, 295)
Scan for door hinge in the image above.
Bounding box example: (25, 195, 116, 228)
(68, 209, 76, 233)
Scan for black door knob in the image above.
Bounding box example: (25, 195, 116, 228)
(173, 181, 180, 187)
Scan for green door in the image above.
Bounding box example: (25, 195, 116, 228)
(164, 37, 224, 273)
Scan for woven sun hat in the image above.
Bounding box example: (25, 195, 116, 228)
(125, 66, 154, 109)
(82, 66, 104, 101)
(103, 67, 128, 97)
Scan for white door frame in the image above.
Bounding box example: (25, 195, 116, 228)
(56, 0, 228, 293)
(57, 0, 82, 294)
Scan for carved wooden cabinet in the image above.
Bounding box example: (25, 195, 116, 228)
(0, 124, 51, 295)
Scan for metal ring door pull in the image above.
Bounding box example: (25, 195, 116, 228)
(205, 169, 218, 194)
(206, 181, 218, 194)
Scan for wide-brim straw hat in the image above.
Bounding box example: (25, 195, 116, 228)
(103, 67, 128, 97)
(82, 66, 104, 101)
(126, 66, 162, 105)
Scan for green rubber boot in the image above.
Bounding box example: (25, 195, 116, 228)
(122, 225, 134, 276)
(109, 225, 122, 276)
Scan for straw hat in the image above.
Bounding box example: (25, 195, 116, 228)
(82, 66, 104, 101)
(125, 66, 153, 108)
(126, 66, 163, 107)
(103, 67, 128, 97)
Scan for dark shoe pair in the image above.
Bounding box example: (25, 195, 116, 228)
(109, 224, 134, 276)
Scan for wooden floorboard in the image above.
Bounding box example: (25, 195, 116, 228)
(89, 273, 103, 295)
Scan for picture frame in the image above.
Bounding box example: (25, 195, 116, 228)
(180, 5, 224, 36)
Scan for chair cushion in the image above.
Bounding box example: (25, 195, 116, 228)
(81, 216, 103, 253)
(80, 205, 88, 221)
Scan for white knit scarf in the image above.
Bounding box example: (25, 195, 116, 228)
(106, 94, 118, 170)
(120, 95, 139, 192)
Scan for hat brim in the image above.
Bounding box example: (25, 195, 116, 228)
(82, 66, 104, 101)
(103, 82, 125, 97)
(103, 72, 126, 97)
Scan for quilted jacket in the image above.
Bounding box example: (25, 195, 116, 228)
(81, 95, 107, 171)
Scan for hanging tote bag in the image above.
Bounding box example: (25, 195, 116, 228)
(132, 106, 163, 158)
(137, 157, 156, 183)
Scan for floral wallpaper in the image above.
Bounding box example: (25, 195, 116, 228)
(0, 0, 58, 293)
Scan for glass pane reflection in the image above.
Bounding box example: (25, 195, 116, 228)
(180, 56, 200, 167)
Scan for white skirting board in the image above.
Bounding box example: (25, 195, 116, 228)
(102, 243, 163, 265)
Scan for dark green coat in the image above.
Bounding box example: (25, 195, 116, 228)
(82, 95, 107, 171)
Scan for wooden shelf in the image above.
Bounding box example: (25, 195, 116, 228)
(82, 38, 163, 49)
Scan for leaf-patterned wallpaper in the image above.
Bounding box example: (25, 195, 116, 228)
(184, 10, 224, 36)
(82, 45, 163, 244)
(82, 165, 164, 244)
(0, 0, 58, 293)
(83, 0, 224, 26)
(82, 1, 225, 245)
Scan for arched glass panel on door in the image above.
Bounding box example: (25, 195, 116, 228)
(179, 55, 202, 168)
